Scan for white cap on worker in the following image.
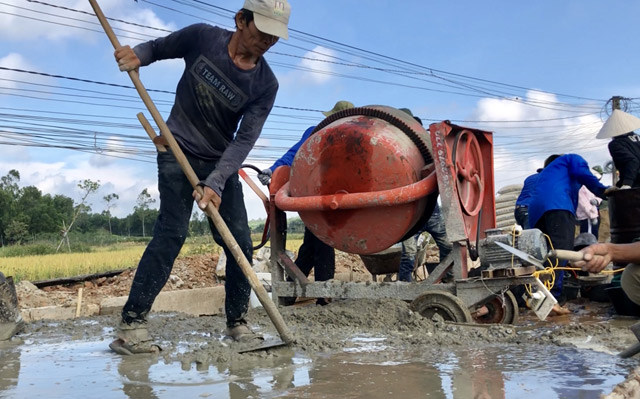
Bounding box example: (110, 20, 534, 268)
(596, 109, 640, 139)
(243, 0, 291, 40)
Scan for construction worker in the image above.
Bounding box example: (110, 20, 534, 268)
(398, 203, 451, 282)
(596, 109, 640, 188)
(258, 101, 354, 304)
(575, 186, 601, 239)
(514, 168, 542, 229)
(609, 130, 640, 189)
(109, 0, 291, 354)
(397, 113, 452, 282)
(575, 240, 640, 307)
(528, 154, 616, 313)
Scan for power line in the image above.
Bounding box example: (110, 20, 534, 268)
(21, 0, 608, 110)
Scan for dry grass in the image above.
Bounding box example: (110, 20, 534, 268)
(0, 245, 146, 282)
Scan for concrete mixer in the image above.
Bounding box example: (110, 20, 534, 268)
(266, 105, 550, 324)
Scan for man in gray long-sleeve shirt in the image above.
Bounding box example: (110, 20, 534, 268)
(109, 0, 291, 355)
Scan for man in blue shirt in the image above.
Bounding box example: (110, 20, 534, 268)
(514, 168, 542, 229)
(528, 154, 615, 309)
(258, 100, 354, 305)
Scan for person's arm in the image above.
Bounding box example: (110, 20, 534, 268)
(115, 24, 205, 72)
(609, 139, 640, 187)
(575, 242, 640, 272)
(202, 83, 278, 198)
(568, 154, 608, 197)
(133, 23, 205, 66)
(270, 126, 315, 171)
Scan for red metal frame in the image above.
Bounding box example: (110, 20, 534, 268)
(429, 121, 496, 246)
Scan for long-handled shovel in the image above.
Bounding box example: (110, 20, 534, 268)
(88, 0, 294, 348)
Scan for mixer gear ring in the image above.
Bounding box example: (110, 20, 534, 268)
(312, 107, 433, 166)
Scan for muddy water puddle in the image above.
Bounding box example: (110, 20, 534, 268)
(0, 333, 633, 399)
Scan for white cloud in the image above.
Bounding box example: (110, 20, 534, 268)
(0, 153, 274, 221)
(0, 53, 49, 88)
(0, 0, 176, 43)
(278, 45, 337, 87)
(0, 156, 157, 217)
(470, 90, 609, 189)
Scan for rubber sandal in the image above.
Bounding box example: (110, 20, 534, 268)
(225, 324, 264, 342)
(109, 338, 161, 355)
(109, 320, 161, 355)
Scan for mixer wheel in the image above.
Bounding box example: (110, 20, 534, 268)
(473, 291, 519, 325)
(410, 291, 472, 323)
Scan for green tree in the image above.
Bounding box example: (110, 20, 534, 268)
(0, 170, 21, 242)
(0, 169, 21, 200)
(135, 188, 156, 237)
(57, 179, 100, 252)
(0, 189, 11, 243)
(189, 209, 209, 236)
(103, 193, 119, 234)
(287, 217, 306, 234)
(5, 220, 29, 244)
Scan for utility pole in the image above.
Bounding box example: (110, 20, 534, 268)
(611, 96, 622, 187)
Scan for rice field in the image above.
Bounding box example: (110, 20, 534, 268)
(0, 236, 304, 282)
(0, 245, 146, 283)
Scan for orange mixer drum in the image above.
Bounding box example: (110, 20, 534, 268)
(282, 106, 438, 254)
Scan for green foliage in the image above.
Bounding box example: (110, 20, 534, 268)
(0, 243, 56, 257)
(287, 217, 306, 234)
(180, 235, 221, 256)
(5, 220, 29, 244)
(135, 188, 156, 238)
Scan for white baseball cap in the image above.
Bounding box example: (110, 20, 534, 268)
(243, 0, 291, 40)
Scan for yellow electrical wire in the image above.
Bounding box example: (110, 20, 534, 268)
(525, 233, 624, 296)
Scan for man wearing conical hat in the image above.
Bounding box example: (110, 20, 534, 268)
(597, 109, 640, 189)
(609, 131, 640, 189)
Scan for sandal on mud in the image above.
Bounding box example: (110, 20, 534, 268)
(109, 321, 161, 355)
(109, 338, 161, 355)
(549, 303, 572, 316)
(225, 324, 263, 343)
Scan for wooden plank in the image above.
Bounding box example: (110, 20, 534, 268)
(277, 253, 309, 285)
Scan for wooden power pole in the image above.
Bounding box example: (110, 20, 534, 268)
(611, 96, 622, 186)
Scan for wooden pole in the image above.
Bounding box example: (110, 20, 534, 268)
(75, 288, 83, 318)
(611, 96, 621, 187)
(88, 0, 294, 344)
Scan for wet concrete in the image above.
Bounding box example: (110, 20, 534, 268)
(0, 298, 638, 398)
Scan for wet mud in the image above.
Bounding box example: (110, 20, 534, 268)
(1, 298, 638, 398)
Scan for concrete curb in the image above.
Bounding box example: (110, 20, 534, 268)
(21, 286, 226, 321)
(100, 286, 226, 317)
(21, 304, 100, 322)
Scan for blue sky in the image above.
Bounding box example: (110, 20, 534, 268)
(1, 0, 639, 220)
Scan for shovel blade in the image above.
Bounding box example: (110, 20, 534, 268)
(237, 340, 288, 354)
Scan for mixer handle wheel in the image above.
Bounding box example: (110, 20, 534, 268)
(451, 130, 485, 216)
